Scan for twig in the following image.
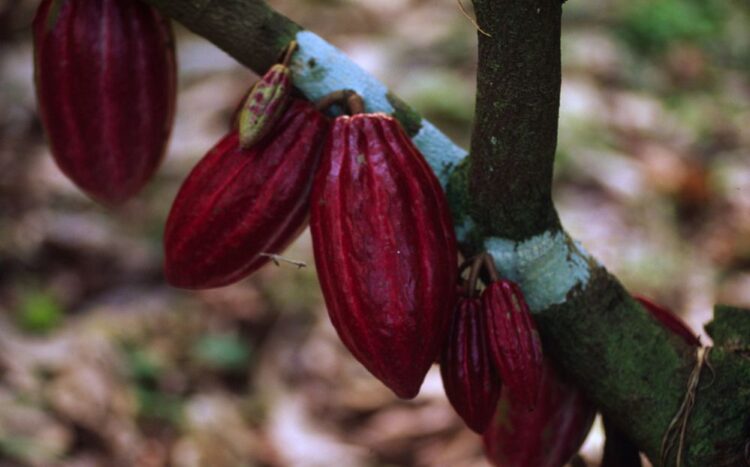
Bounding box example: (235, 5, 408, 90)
(660, 347, 712, 466)
(259, 253, 307, 269)
(456, 0, 491, 37)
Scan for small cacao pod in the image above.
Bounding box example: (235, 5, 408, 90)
(483, 360, 596, 467)
(238, 64, 293, 148)
(33, 0, 176, 205)
(483, 279, 544, 411)
(164, 99, 329, 289)
(635, 295, 701, 347)
(310, 113, 458, 399)
(440, 297, 501, 433)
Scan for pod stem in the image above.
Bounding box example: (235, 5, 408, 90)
(279, 40, 297, 67)
(315, 90, 365, 115)
(482, 252, 500, 282)
(467, 254, 485, 298)
(346, 92, 365, 114)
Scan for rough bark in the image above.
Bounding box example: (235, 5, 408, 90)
(140, 0, 750, 465)
(469, 0, 561, 240)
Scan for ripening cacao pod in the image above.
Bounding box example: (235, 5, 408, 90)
(310, 113, 458, 399)
(483, 360, 596, 467)
(440, 297, 501, 433)
(164, 99, 328, 289)
(33, 0, 176, 205)
(238, 64, 293, 148)
(483, 279, 544, 411)
(635, 295, 701, 347)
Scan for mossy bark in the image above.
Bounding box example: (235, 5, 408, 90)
(141, 0, 750, 464)
(145, 0, 300, 73)
(469, 0, 562, 240)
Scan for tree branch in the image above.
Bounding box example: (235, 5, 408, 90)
(469, 0, 561, 240)
(142, 0, 750, 464)
(468, 1, 750, 465)
(145, 0, 467, 186)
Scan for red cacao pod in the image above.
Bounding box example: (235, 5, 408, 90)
(33, 0, 176, 205)
(164, 99, 329, 289)
(483, 360, 596, 467)
(634, 295, 701, 347)
(310, 113, 458, 399)
(483, 279, 544, 411)
(440, 297, 501, 433)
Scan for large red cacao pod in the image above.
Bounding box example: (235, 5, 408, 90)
(483, 360, 596, 467)
(164, 99, 329, 289)
(634, 295, 701, 347)
(440, 297, 501, 433)
(310, 113, 458, 399)
(33, 0, 176, 205)
(483, 279, 544, 411)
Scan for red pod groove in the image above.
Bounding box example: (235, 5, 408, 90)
(311, 113, 458, 399)
(440, 297, 501, 433)
(164, 99, 329, 289)
(634, 295, 701, 347)
(33, 0, 176, 205)
(483, 279, 544, 411)
(483, 360, 596, 467)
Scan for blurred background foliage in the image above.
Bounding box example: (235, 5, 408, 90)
(0, 0, 748, 465)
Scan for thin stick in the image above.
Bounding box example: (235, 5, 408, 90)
(280, 40, 298, 67)
(482, 252, 500, 282)
(660, 347, 711, 467)
(456, 0, 491, 37)
(467, 254, 485, 298)
(458, 256, 478, 279)
(346, 92, 365, 115)
(259, 253, 307, 269)
(315, 89, 354, 112)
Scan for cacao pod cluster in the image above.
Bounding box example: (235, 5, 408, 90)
(33, 0, 176, 205)
(33, 10, 607, 458)
(35, 2, 458, 402)
(439, 255, 544, 433)
(31, 5, 690, 465)
(440, 255, 596, 467)
(483, 359, 597, 467)
(167, 54, 458, 399)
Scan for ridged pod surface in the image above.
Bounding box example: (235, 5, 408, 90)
(635, 295, 701, 347)
(483, 360, 596, 467)
(483, 279, 544, 411)
(164, 99, 328, 289)
(238, 64, 292, 148)
(440, 297, 501, 433)
(33, 0, 176, 205)
(311, 113, 458, 399)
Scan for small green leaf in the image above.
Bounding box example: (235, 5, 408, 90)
(192, 334, 251, 371)
(16, 290, 63, 335)
(125, 348, 163, 383)
(135, 388, 184, 425)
